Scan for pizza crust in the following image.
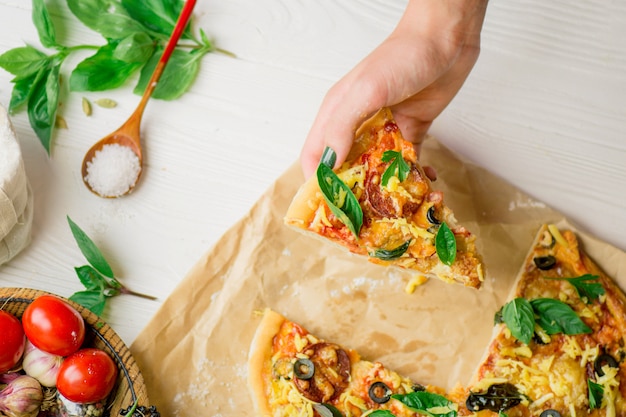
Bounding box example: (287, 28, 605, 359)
(247, 309, 286, 417)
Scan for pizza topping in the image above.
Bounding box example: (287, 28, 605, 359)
(370, 240, 411, 260)
(435, 223, 457, 266)
(293, 343, 350, 403)
(545, 274, 605, 304)
(426, 206, 441, 225)
(368, 381, 392, 404)
(312, 403, 342, 417)
(594, 353, 619, 377)
(539, 409, 561, 417)
(465, 383, 524, 413)
(392, 391, 458, 416)
(534, 255, 556, 270)
(293, 358, 315, 380)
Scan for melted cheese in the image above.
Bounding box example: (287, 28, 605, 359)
(375, 217, 434, 240)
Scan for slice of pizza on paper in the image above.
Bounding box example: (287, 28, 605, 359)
(459, 224, 626, 416)
(285, 107, 484, 288)
(248, 308, 458, 417)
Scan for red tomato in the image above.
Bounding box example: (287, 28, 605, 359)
(22, 295, 85, 356)
(0, 310, 25, 373)
(57, 348, 118, 403)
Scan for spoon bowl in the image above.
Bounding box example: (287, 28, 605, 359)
(81, 0, 196, 198)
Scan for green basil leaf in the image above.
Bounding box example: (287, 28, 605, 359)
(317, 162, 363, 239)
(381, 150, 410, 186)
(27, 62, 60, 154)
(546, 274, 605, 303)
(113, 32, 155, 63)
(69, 42, 142, 92)
(133, 48, 200, 100)
(67, 0, 148, 40)
(587, 379, 604, 409)
(67, 216, 115, 279)
(121, 0, 192, 39)
(369, 411, 395, 417)
(69, 290, 107, 315)
(32, 0, 58, 48)
(199, 28, 213, 48)
(0, 46, 49, 78)
(502, 298, 535, 345)
(392, 391, 457, 417)
(9, 71, 40, 113)
(435, 222, 456, 266)
(371, 240, 411, 260)
(74, 265, 106, 291)
(530, 298, 592, 335)
(312, 404, 343, 417)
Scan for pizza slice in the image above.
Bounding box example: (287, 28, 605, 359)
(459, 224, 626, 416)
(248, 308, 457, 417)
(285, 107, 484, 288)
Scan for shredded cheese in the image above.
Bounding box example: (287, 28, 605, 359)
(405, 275, 428, 294)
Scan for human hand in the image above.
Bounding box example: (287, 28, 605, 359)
(300, 0, 488, 178)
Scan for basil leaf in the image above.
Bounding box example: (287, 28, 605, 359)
(502, 298, 535, 345)
(316, 162, 363, 239)
(312, 404, 343, 417)
(27, 62, 60, 154)
(69, 42, 142, 92)
(369, 411, 395, 417)
(121, 0, 192, 39)
(113, 32, 155, 64)
(435, 222, 456, 266)
(32, 0, 58, 48)
(0, 46, 49, 78)
(530, 298, 592, 335)
(74, 265, 106, 291)
(587, 379, 604, 409)
(392, 391, 457, 417)
(546, 274, 605, 303)
(70, 290, 107, 316)
(9, 71, 40, 113)
(133, 48, 201, 100)
(381, 150, 410, 187)
(67, 216, 115, 279)
(372, 240, 411, 260)
(66, 0, 148, 40)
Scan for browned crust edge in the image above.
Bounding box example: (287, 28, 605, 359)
(247, 309, 286, 417)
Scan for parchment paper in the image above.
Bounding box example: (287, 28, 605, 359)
(130, 138, 626, 417)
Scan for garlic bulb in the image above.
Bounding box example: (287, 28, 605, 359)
(0, 374, 43, 417)
(22, 341, 62, 387)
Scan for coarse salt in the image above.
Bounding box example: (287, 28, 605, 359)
(84, 144, 141, 198)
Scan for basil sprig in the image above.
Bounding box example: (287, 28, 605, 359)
(381, 150, 410, 187)
(67, 216, 155, 315)
(0, 0, 230, 154)
(587, 379, 604, 410)
(392, 391, 457, 417)
(545, 274, 605, 303)
(371, 240, 411, 260)
(316, 147, 363, 239)
(435, 222, 457, 266)
(500, 297, 591, 345)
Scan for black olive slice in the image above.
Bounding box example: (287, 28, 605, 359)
(368, 381, 392, 404)
(594, 353, 619, 376)
(312, 403, 343, 417)
(412, 383, 426, 392)
(534, 255, 556, 270)
(426, 205, 441, 225)
(540, 409, 561, 417)
(294, 358, 315, 380)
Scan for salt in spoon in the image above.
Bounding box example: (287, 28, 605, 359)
(82, 0, 197, 198)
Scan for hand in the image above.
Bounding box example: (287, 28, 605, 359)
(300, 0, 488, 178)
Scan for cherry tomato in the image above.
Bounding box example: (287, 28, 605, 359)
(0, 310, 25, 373)
(22, 295, 85, 356)
(57, 348, 118, 403)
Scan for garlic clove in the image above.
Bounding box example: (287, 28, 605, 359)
(22, 341, 63, 388)
(0, 374, 43, 417)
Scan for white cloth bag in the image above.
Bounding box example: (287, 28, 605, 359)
(0, 104, 33, 265)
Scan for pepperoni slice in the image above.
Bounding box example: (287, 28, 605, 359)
(293, 342, 351, 403)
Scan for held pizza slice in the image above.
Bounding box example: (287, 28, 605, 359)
(285, 107, 484, 288)
(459, 225, 626, 417)
(248, 308, 458, 417)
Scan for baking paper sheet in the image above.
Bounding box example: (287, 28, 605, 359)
(130, 138, 626, 416)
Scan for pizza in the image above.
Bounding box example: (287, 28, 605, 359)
(284, 107, 484, 289)
(248, 308, 457, 417)
(459, 224, 626, 416)
(249, 225, 626, 417)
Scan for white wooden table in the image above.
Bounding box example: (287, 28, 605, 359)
(1, 0, 624, 345)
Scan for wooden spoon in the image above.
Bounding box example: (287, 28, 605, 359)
(82, 0, 197, 198)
